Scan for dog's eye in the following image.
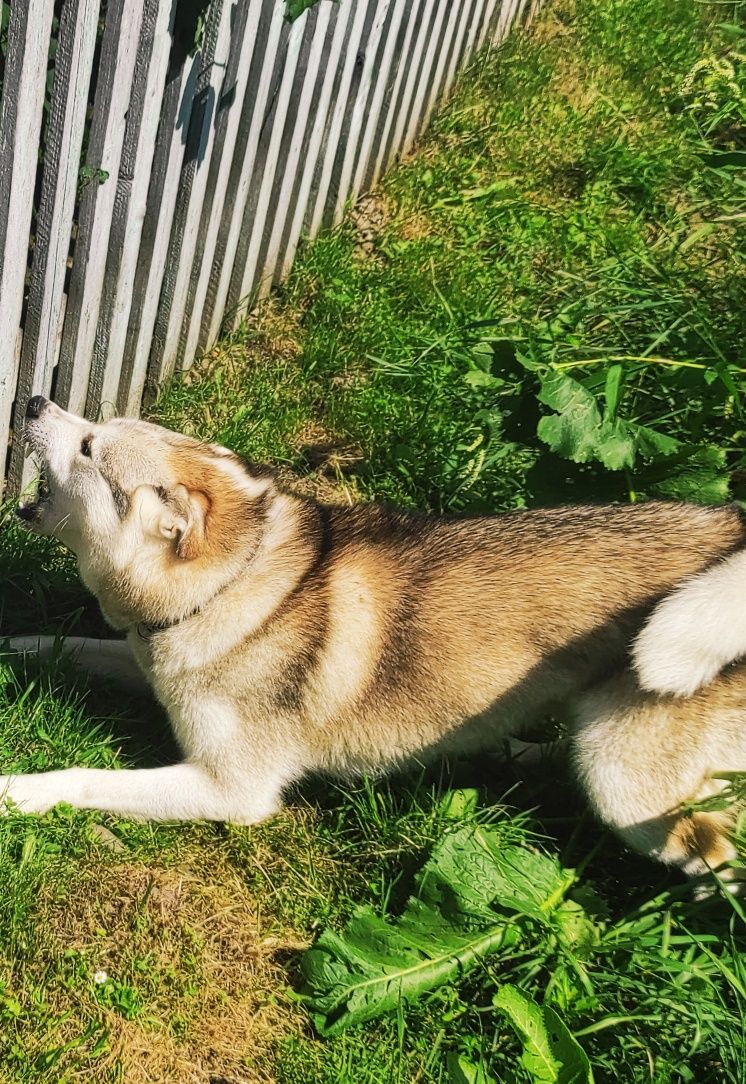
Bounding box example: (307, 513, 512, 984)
(80, 437, 93, 458)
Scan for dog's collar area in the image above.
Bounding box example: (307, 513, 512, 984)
(135, 608, 202, 641)
(132, 553, 258, 641)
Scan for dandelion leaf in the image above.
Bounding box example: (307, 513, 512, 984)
(536, 370, 682, 472)
(299, 827, 570, 1034)
(494, 984, 593, 1084)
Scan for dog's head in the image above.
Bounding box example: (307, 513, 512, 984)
(18, 397, 274, 626)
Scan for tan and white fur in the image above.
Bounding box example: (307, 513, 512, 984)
(6, 396, 746, 890)
(633, 548, 746, 697)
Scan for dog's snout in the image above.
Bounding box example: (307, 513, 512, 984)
(26, 395, 49, 419)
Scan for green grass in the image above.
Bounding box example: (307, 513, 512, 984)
(1, 0, 746, 1079)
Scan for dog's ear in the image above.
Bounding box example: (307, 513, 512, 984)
(137, 484, 210, 560)
(165, 484, 210, 560)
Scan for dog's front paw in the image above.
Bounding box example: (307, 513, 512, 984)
(0, 774, 60, 815)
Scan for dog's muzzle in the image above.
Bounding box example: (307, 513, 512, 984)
(17, 396, 53, 523)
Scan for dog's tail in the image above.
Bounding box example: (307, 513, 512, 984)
(632, 548, 746, 697)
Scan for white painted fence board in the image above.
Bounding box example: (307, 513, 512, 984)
(256, 5, 336, 301)
(199, 4, 319, 323)
(350, 0, 410, 204)
(485, 0, 514, 46)
(0, 0, 56, 488)
(304, 0, 373, 240)
(439, 0, 481, 106)
(460, 0, 491, 71)
(371, 0, 427, 186)
(177, 0, 264, 368)
(88, 0, 175, 416)
(406, 0, 453, 149)
(199, 0, 288, 348)
(384, 0, 442, 169)
(55, 0, 146, 417)
(415, 0, 468, 141)
(276, 2, 351, 283)
(148, 0, 235, 385)
(6, 0, 101, 494)
(229, 14, 308, 314)
(331, 0, 394, 225)
(120, 55, 201, 414)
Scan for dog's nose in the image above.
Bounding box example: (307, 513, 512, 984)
(26, 395, 49, 419)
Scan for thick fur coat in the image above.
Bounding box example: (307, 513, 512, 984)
(8, 396, 746, 889)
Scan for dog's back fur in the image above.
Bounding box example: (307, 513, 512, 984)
(175, 496, 744, 779)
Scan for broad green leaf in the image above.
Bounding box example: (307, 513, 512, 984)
(537, 371, 683, 471)
(603, 364, 624, 422)
(494, 985, 593, 1084)
(447, 1052, 498, 1084)
(537, 372, 600, 426)
(464, 370, 505, 389)
(537, 412, 599, 465)
(299, 828, 571, 1034)
(536, 370, 601, 463)
(439, 787, 480, 821)
(593, 419, 637, 471)
(535, 1004, 593, 1084)
(285, 0, 334, 21)
(471, 342, 497, 372)
(642, 445, 730, 503)
(554, 901, 600, 959)
(632, 425, 680, 460)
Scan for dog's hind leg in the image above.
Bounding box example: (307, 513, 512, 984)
(657, 810, 743, 896)
(4, 636, 147, 692)
(572, 670, 746, 894)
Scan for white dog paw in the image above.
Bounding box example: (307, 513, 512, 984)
(634, 551, 746, 697)
(632, 623, 724, 697)
(0, 776, 57, 815)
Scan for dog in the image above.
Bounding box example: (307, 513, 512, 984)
(5, 395, 746, 889)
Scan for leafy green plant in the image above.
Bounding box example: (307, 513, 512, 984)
(300, 822, 573, 1034)
(77, 166, 110, 193)
(285, 0, 336, 23)
(494, 985, 593, 1084)
(461, 343, 743, 503)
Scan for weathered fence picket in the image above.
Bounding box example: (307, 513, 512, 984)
(0, 0, 57, 484)
(6, 0, 101, 494)
(0, 0, 538, 496)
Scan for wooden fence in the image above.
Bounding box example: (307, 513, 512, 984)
(0, 0, 537, 495)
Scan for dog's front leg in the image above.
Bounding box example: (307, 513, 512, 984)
(4, 636, 147, 692)
(0, 762, 287, 824)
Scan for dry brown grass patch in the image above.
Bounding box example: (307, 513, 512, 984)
(39, 858, 307, 1083)
(349, 192, 394, 261)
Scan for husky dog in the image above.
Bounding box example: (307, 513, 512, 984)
(7, 395, 746, 888)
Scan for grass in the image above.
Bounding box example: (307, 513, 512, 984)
(1, 0, 746, 1079)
